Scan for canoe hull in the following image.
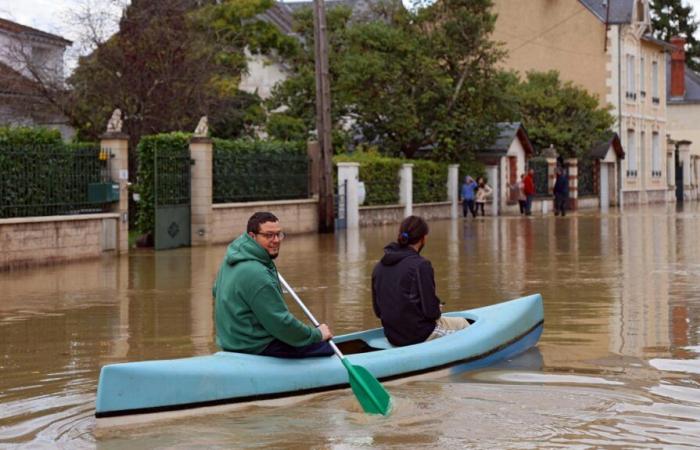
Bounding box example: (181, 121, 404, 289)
(95, 294, 544, 426)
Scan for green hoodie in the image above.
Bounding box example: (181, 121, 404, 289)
(212, 233, 322, 354)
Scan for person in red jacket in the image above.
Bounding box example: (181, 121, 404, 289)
(523, 168, 536, 215)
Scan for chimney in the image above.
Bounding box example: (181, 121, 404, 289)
(671, 36, 686, 98)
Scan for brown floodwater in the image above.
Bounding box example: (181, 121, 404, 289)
(1, 204, 700, 448)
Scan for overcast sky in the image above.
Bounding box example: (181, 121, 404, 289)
(2, 0, 700, 68)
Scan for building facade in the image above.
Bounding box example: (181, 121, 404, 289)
(666, 37, 700, 201)
(0, 17, 74, 139)
(491, 0, 673, 205)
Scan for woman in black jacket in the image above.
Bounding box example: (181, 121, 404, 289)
(371, 216, 469, 346)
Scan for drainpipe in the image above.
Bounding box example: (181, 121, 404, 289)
(617, 24, 624, 210)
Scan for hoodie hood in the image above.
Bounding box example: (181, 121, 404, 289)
(380, 242, 419, 266)
(225, 233, 274, 268)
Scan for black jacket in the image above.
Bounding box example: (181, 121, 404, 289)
(371, 243, 441, 346)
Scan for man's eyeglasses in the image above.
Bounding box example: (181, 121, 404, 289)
(256, 231, 286, 241)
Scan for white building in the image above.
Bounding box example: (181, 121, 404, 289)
(0, 17, 74, 139)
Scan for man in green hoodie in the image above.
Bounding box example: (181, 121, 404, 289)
(213, 212, 334, 358)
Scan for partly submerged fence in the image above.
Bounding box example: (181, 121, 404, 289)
(0, 143, 112, 218)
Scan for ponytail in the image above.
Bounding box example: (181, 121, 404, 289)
(397, 215, 429, 247)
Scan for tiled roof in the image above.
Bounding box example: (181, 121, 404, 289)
(0, 17, 71, 46)
(578, 0, 634, 24)
(259, 3, 296, 36)
(481, 122, 534, 156)
(589, 132, 624, 159)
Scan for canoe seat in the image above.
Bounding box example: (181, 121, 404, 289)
(364, 335, 395, 350)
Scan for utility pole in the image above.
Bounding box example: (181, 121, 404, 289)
(313, 0, 334, 233)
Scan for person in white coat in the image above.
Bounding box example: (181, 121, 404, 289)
(474, 177, 493, 216)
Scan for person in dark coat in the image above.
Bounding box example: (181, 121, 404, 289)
(553, 167, 569, 216)
(371, 216, 469, 346)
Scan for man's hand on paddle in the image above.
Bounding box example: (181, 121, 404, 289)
(318, 323, 333, 341)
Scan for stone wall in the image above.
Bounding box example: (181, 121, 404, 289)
(359, 202, 451, 226)
(577, 196, 600, 210)
(0, 214, 120, 270)
(359, 204, 404, 227)
(211, 198, 319, 244)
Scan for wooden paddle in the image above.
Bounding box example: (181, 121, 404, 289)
(277, 273, 391, 416)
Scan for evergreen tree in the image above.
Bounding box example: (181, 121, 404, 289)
(650, 0, 700, 72)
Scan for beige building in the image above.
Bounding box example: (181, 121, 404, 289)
(666, 37, 700, 201)
(492, 0, 673, 204)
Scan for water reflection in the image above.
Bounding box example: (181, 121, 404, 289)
(1, 204, 700, 447)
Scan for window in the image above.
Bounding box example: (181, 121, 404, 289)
(637, 0, 645, 22)
(640, 130, 645, 176)
(626, 55, 636, 100)
(652, 132, 661, 176)
(652, 61, 659, 103)
(640, 57, 646, 96)
(627, 129, 637, 176)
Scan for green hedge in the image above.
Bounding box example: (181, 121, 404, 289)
(334, 152, 402, 205)
(135, 132, 191, 235)
(413, 160, 448, 203)
(213, 139, 308, 203)
(0, 127, 103, 218)
(334, 152, 449, 205)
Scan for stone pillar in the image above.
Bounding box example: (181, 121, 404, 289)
(399, 163, 414, 217)
(337, 162, 360, 229)
(100, 132, 129, 254)
(486, 165, 499, 216)
(190, 137, 213, 246)
(600, 162, 610, 212)
(448, 164, 459, 219)
(542, 158, 557, 214)
(566, 158, 578, 211)
(307, 140, 320, 196)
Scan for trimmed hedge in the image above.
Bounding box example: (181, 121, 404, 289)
(413, 160, 448, 203)
(334, 151, 449, 206)
(135, 132, 191, 235)
(213, 139, 308, 203)
(334, 152, 402, 205)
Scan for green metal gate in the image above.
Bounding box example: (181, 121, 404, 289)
(154, 146, 192, 250)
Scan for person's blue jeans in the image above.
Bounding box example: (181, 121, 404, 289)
(260, 339, 334, 358)
(525, 195, 534, 215)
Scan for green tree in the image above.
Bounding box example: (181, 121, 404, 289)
(650, 0, 700, 72)
(67, 0, 294, 144)
(509, 71, 615, 157)
(269, 0, 514, 162)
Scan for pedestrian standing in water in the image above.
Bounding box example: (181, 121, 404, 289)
(371, 216, 470, 346)
(517, 174, 527, 215)
(460, 176, 477, 218)
(523, 168, 536, 215)
(553, 167, 569, 216)
(474, 176, 493, 216)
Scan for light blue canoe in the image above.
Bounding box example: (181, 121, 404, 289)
(95, 294, 543, 421)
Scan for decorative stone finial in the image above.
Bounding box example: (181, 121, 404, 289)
(106, 108, 123, 133)
(193, 116, 209, 137)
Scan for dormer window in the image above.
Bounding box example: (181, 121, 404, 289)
(636, 0, 645, 23)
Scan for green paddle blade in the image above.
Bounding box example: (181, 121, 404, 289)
(341, 358, 391, 416)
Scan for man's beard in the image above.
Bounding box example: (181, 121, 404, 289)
(269, 252, 279, 259)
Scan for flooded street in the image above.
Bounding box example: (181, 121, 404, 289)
(2, 204, 700, 448)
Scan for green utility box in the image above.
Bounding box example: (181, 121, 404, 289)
(88, 182, 120, 203)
